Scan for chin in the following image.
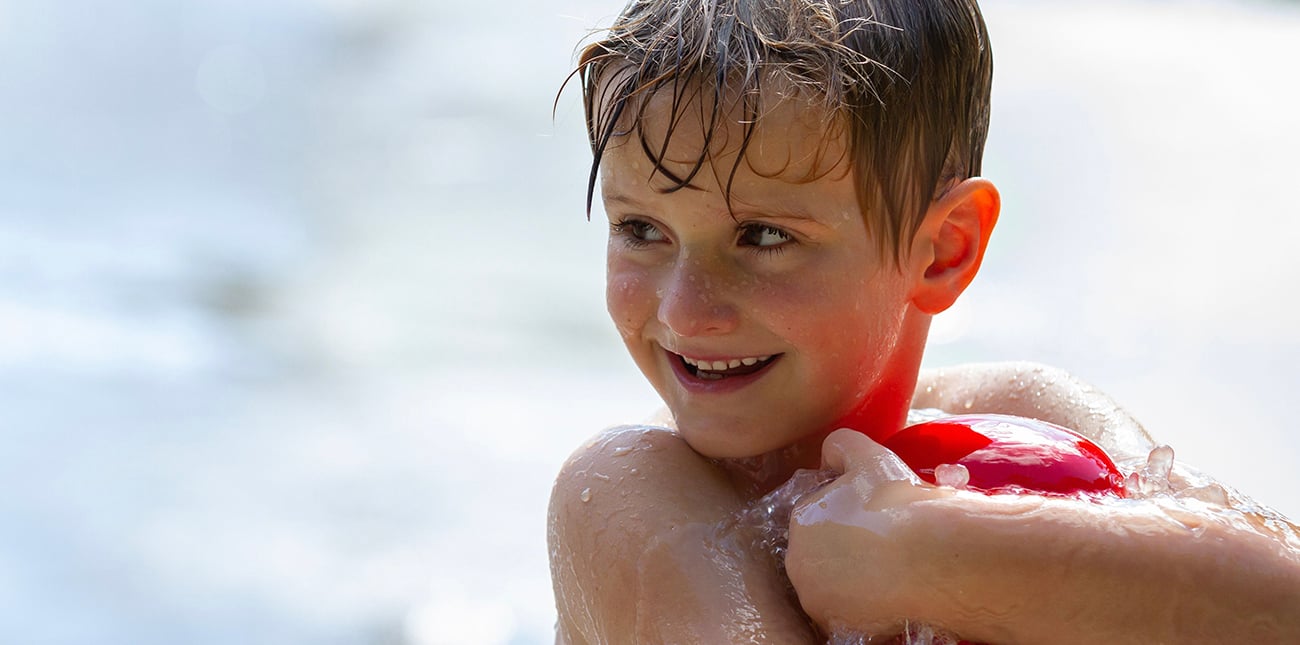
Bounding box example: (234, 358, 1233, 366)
(674, 417, 796, 461)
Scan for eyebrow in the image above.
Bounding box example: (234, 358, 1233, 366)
(603, 193, 643, 208)
(602, 180, 705, 209)
(605, 192, 826, 226)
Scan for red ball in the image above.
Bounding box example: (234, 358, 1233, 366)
(883, 414, 1126, 497)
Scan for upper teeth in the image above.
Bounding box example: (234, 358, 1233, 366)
(684, 355, 772, 371)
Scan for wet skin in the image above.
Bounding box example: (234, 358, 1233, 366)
(787, 427, 1300, 643)
(551, 365, 1300, 644)
(600, 89, 931, 471)
(551, 81, 1300, 642)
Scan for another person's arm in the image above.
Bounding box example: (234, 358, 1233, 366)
(548, 425, 817, 644)
(912, 361, 1155, 461)
(786, 429, 1300, 644)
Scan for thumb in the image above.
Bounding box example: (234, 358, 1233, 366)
(821, 428, 923, 487)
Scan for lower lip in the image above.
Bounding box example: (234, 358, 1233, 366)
(666, 351, 780, 394)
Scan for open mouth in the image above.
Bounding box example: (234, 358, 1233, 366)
(678, 353, 780, 381)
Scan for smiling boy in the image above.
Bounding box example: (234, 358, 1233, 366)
(548, 0, 1300, 642)
(602, 88, 961, 467)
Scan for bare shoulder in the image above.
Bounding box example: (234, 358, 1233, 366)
(549, 424, 742, 564)
(547, 425, 741, 641)
(549, 425, 818, 643)
(550, 424, 738, 525)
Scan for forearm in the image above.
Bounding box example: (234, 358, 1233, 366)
(896, 495, 1299, 643)
(790, 484, 1300, 644)
(786, 429, 1300, 644)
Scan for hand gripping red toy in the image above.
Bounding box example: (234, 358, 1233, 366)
(873, 414, 1126, 645)
(883, 414, 1126, 497)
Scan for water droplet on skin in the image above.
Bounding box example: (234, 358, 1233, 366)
(1147, 445, 1175, 475)
(934, 463, 970, 490)
(829, 622, 964, 645)
(1178, 483, 1231, 506)
(1124, 471, 1145, 494)
(579, 488, 592, 503)
(1127, 444, 1176, 498)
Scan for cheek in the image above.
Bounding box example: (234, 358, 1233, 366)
(739, 270, 839, 336)
(767, 269, 908, 373)
(751, 268, 876, 339)
(605, 260, 654, 339)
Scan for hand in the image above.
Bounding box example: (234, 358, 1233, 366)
(785, 429, 1300, 644)
(785, 429, 971, 640)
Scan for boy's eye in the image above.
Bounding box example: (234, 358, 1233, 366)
(629, 220, 666, 242)
(611, 219, 667, 245)
(738, 224, 791, 248)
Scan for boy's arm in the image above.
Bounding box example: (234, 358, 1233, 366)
(911, 361, 1156, 460)
(785, 429, 1300, 643)
(548, 425, 818, 644)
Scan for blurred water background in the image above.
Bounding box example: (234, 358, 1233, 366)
(1, 0, 1298, 643)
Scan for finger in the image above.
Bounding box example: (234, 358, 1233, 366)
(821, 428, 922, 486)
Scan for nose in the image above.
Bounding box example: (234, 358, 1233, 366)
(656, 255, 741, 337)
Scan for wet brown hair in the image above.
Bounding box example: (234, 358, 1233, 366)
(573, 0, 993, 257)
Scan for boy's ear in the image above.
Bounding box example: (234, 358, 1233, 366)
(906, 178, 1000, 314)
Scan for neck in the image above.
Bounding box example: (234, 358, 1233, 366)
(722, 309, 932, 497)
(834, 308, 930, 443)
(831, 368, 918, 443)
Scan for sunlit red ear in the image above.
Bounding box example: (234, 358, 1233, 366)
(907, 178, 1000, 314)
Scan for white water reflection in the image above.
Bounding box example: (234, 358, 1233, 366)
(1, 0, 1297, 643)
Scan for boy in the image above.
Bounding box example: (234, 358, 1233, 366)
(549, 0, 1300, 642)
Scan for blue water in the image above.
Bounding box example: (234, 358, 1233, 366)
(1, 0, 1297, 643)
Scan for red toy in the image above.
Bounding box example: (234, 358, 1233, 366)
(882, 414, 1126, 497)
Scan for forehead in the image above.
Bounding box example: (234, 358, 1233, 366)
(601, 73, 853, 191)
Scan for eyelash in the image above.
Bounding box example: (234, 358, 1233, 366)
(610, 219, 661, 249)
(610, 218, 794, 255)
(737, 223, 792, 256)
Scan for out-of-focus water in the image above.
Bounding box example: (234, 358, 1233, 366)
(1, 0, 1297, 643)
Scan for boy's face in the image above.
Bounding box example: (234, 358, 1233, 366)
(601, 88, 920, 459)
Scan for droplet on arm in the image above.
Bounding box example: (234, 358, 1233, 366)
(934, 463, 971, 490)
